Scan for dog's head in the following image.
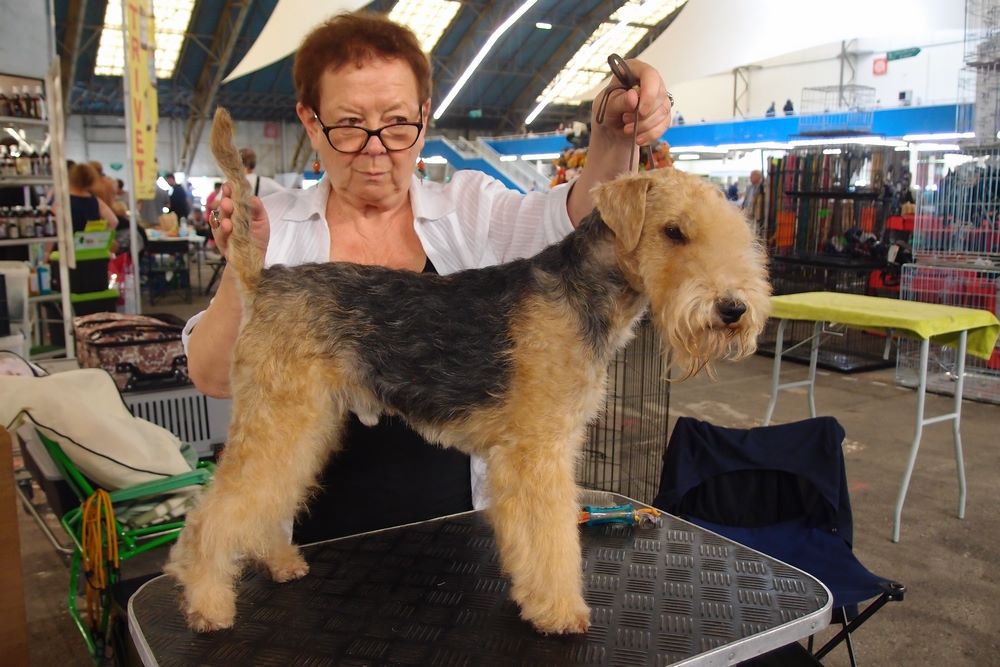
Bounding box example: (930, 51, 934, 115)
(592, 168, 771, 379)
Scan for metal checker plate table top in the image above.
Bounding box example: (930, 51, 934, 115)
(129, 499, 830, 666)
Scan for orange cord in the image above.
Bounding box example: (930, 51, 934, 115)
(81, 489, 120, 631)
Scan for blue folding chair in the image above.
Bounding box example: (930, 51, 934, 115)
(653, 416, 904, 667)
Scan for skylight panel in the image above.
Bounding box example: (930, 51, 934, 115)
(94, 0, 196, 78)
(389, 0, 462, 53)
(529, 0, 686, 117)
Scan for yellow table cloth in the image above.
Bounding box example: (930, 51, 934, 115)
(770, 292, 1000, 360)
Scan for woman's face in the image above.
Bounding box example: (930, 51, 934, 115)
(298, 57, 428, 208)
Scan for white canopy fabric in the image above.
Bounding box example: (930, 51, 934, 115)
(222, 0, 368, 83)
(579, 0, 964, 101)
(223, 0, 964, 104)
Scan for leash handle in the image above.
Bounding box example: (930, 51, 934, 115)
(596, 54, 650, 173)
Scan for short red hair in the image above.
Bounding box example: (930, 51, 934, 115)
(293, 11, 431, 112)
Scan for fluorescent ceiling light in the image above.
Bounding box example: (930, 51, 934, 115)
(94, 0, 195, 78)
(789, 137, 906, 148)
(822, 148, 842, 155)
(435, 0, 539, 120)
(667, 145, 729, 154)
(527, 0, 685, 123)
(901, 132, 975, 142)
(677, 153, 700, 160)
(421, 155, 448, 164)
(390, 0, 462, 53)
(910, 143, 962, 152)
(716, 141, 791, 151)
(499, 154, 518, 162)
(521, 152, 561, 161)
(535, 22, 552, 30)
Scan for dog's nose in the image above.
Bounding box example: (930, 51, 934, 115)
(716, 299, 747, 325)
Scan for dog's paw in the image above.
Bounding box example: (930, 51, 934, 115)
(185, 608, 234, 633)
(521, 596, 591, 635)
(182, 590, 236, 633)
(266, 551, 310, 583)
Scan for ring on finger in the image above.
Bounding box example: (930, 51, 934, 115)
(211, 208, 221, 229)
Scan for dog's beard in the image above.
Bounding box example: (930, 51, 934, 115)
(652, 288, 765, 381)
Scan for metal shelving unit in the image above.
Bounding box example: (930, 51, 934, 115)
(1, 64, 73, 359)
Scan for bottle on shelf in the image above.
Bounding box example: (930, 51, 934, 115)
(8, 208, 19, 239)
(43, 206, 55, 236)
(14, 149, 31, 176)
(37, 262, 51, 294)
(10, 86, 24, 117)
(33, 84, 46, 121)
(0, 87, 9, 117)
(0, 208, 7, 239)
(20, 207, 35, 238)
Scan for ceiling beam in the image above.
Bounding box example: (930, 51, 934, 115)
(177, 0, 252, 173)
(59, 0, 90, 114)
(497, 2, 615, 132)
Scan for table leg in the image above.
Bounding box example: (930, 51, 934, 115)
(952, 330, 968, 520)
(807, 320, 821, 419)
(893, 338, 929, 543)
(763, 319, 787, 426)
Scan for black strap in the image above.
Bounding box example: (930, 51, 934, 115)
(253, 174, 260, 196)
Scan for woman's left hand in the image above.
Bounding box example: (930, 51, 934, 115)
(591, 59, 672, 148)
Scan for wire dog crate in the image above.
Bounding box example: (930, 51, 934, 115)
(965, 0, 1000, 66)
(911, 145, 1000, 266)
(123, 386, 232, 458)
(896, 264, 1000, 403)
(797, 84, 876, 136)
(578, 317, 670, 505)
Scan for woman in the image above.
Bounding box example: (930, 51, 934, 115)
(187, 11, 671, 542)
(68, 162, 119, 233)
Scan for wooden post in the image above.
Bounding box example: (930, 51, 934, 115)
(0, 429, 30, 665)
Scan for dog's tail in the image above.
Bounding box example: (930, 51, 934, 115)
(210, 107, 262, 293)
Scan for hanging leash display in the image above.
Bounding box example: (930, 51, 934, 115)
(595, 54, 673, 173)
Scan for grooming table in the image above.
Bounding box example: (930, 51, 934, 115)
(763, 292, 1000, 542)
(129, 493, 831, 666)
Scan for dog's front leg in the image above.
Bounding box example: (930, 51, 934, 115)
(486, 436, 590, 634)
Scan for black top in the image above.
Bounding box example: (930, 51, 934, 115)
(70, 193, 101, 233)
(293, 256, 474, 543)
(169, 184, 190, 219)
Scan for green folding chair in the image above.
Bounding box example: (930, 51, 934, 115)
(34, 430, 213, 661)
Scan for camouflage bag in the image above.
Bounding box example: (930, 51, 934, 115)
(73, 312, 189, 391)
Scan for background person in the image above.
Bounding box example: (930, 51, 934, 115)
(741, 169, 766, 235)
(68, 162, 119, 232)
(239, 148, 285, 197)
(188, 10, 672, 543)
(165, 173, 190, 219)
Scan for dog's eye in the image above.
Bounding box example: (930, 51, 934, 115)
(664, 226, 686, 243)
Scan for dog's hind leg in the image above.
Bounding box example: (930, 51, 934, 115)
(165, 357, 343, 632)
(486, 430, 590, 634)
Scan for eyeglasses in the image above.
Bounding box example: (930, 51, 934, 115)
(313, 107, 424, 153)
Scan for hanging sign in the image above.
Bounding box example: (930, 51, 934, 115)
(123, 0, 158, 199)
(872, 57, 888, 76)
(886, 47, 921, 62)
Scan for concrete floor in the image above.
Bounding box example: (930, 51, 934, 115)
(13, 281, 1000, 665)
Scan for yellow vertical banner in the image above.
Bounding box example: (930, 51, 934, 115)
(124, 0, 158, 199)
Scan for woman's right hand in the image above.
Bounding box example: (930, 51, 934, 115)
(210, 182, 270, 258)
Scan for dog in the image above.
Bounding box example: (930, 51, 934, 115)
(165, 108, 771, 636)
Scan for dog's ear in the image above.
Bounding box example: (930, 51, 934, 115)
(591, 174, 652, 252)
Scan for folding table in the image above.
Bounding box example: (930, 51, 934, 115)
(763, 291, 1000, 542)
